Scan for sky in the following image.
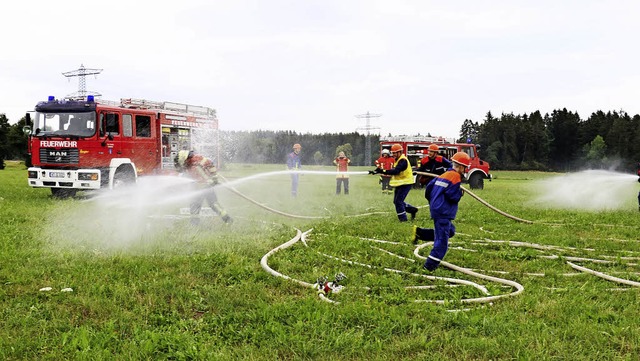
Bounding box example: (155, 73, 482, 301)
(2, 0, 640, 139)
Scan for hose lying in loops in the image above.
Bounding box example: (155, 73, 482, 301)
(262, 228, 524, 306)
(415, 171, 533, 224)
(259, 228, 339, 303)
(414, 242, 525, 304)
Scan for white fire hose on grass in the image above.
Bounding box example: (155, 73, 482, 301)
(415, 171, 533, 224)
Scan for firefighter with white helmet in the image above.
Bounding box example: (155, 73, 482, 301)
(369, 143, 419, 222)
(413, 151, 471, 271)
(375, 148, 395, 193)
(286, 143, 302, 197)
(175, 149, 232, 224)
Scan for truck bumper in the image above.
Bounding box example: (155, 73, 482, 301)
(27, 167, 101, 190)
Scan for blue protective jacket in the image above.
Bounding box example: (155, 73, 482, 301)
(425, 169, 463, 220)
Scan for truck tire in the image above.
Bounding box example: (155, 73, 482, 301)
(51, 188, 77, 198)
(468, 172, 484, 190)
(113, 167, 136, 188)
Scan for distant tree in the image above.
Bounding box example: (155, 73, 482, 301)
(607, 111, 634, 166)
(519, 111, 550, 170)
(458, 118, 479, 143)
(583, 135, 607, 169)
(8, 116, 29, 164)
(546, 108, 581, 171)
(0, 114, 9, 169)
(334, 143, 353, 158)
(313, 151, 323, 165)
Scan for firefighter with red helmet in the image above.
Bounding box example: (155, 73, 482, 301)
(369, 143, 419, 222)
(333, 151, 351, 195)
(175, 150, 232, 224)
(375, 148, 395, 193)
(287, 143, 302, 197)
(416, 144, 452, 187)
(413, 151, 470, 271)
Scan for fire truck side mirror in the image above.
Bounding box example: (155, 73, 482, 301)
(22, 126, 32, 136)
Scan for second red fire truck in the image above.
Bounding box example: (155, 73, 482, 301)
(380, 135, 491, 189)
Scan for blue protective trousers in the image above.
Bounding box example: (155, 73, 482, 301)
(423, 218, 456, 271)
(393, 184, 416, 221)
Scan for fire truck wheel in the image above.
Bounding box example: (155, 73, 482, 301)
(113, 167, 136, 188)
(51, 188, 77, 198)
(468, 172, 484, 190)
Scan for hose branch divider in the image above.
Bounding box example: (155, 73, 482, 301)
(415, 171, 533, 224)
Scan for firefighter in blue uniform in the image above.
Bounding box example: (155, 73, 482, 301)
(413, 151, 470, 271)
(287, 143, 302, 197)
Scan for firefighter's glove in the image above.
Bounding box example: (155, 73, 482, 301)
(368, 170, 376, 175)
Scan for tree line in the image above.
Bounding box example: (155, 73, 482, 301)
(458, 109, 640, 172)
(2, 108, 640, 172)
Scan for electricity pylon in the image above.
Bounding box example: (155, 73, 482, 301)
(356, 111, 381, 166)
(62, 64, 103, 100)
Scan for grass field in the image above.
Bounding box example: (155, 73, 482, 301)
(1, 160, 639, 360)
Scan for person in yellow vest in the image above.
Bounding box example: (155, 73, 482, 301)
(333, 151, 351, 195)
(369, 143, 418, 222)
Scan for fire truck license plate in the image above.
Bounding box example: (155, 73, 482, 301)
(49, 172, 65, 178)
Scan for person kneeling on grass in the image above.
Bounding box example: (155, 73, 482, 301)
(412, 151, 471, 271)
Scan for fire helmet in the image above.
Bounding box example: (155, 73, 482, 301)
(451, 152, 471, 167)
(390, 144, 403, 153)
(381, 149, 390, 155)
(177, 150, 194, 165)
(428, 144, 440, 152)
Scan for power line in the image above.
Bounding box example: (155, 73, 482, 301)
(62, 64, 103, 100)
(355, 111, 381, 166)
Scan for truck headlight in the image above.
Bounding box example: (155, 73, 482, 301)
(78, 172, 99, 181)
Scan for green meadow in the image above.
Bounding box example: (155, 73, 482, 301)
(1, 160, 639, 360)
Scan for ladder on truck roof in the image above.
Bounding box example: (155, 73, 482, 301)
(119, 98, 216, 118)
(380, 135, 450, 143)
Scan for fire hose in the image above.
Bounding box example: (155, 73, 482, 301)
(415, 171, 533, 224)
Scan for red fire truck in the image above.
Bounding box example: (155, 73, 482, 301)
(24, 95, 218, 197)
(380, 135, 491, 189)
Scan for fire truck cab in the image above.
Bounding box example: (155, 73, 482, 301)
(380, 135, 491, 189)
(24, 95, 218, 198)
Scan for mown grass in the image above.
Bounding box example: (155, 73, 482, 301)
(1, 160, 639, 360)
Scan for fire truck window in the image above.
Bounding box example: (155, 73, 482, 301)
(135, 115, 151, 137)
(123, 114, 133, 137)
(105, 113, 119, 135)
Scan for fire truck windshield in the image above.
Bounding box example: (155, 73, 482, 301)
(33, 111, 96, 138)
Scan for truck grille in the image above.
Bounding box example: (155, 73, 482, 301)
(39, 148, 80, 164)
